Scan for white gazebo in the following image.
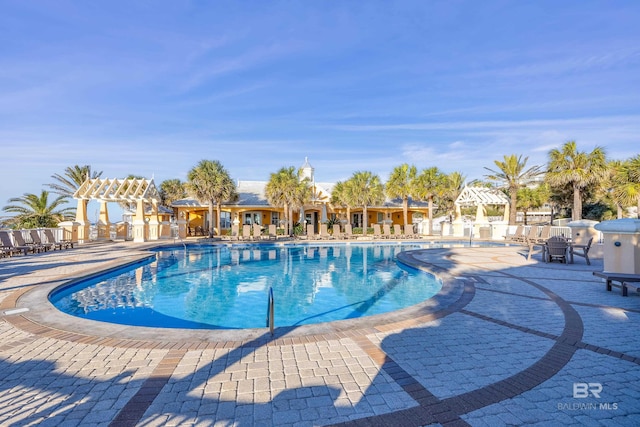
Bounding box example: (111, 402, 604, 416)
(68, 178, 163, 243)
(453, 186, 510, 238)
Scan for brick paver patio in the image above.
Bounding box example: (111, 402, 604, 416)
(1, 240, 638, 426)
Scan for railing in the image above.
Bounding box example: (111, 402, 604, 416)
(266, 287, 274, 336)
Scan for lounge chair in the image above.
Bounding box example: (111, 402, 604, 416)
(30, 230, 53, 251)
(404, 223, 417, 239)
(318, 224, 331, 239)
(253, 224, 263, 240)
(14, 230, 43, 253)
(0, 230, 31, 255)
(241, 224, 252, 241)
(332, 224, 343, 239)
(393, 224, 404, 239)
(507, 225, 526, 243)
(545, 236, 568, 263)
(593, 271, 640, 296)
(268, 224, 277, 240)
(569, 237, 593, 265)
(343, 224, 353, 239)
(382, 224, 393, 239)
(307, 224, 316, 239)
(43, 229, 73, 249)
(372, 224, 382, 239)
(229, 225, 240, 241)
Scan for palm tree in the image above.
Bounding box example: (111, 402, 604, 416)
(414, 167, 446, 234)
(517, 186, 548, 225)
(2, 190, 75, 229)
(330, 180, 357, 225)
(265, 166, 310, 236)
(48, 165, 103, 197)
(484, 154, 542, 225)
(440, 171, 466, 222)
(610, 156, 640, 218)
(347, 171, 385, 236)
(546, 141, 608, 221)
(385, 164, 418, 227)
(159, 179, 186, 208)
(186, 160, 238, 237)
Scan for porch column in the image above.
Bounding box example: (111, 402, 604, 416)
(148, 199, 160, 240)
(132, 199, 147, 242)
(75, 199, 90, 243)
(96, 200, 110, 241)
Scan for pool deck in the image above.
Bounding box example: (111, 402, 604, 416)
(1, 240, 639, 426)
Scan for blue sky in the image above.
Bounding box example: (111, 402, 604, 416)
(2, 1, 639, 220)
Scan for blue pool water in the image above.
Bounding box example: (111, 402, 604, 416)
(50, 243, 458, 329)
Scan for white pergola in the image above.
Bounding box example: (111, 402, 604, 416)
(72, 178, 162, 242)
(454, 186, 510, 223)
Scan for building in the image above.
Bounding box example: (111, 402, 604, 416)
(171, 158, 430, 237)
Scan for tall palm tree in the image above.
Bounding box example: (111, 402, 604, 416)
(546, 141, 608, 221)
(265, 166, 310, 236)
(347, 171, 385, 236)
(159, 179, 186, 208)
(186, 160, 238, 237)
(484, 154, 542, 225)
(330, 180, 357, 225)
(414, 167, 446, 234)
(441, 171, 466, 222)
(385, 164, 418, 227)
(48, 165, 103, 197)
(611, 156, 640, 218)
(2, 190, 75, 229)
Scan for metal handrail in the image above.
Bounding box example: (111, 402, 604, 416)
(266, 287, 274, 336)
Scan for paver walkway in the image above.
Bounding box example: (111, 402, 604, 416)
(0, 241, 639, 426)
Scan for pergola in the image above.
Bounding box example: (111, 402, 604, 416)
(453, 186, 510, 237)
(72, 178, 162, 242)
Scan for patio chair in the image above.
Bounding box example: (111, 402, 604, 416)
(43, 229, 73, 249)
(545, 236, 569, 263)
(318, 224, 331, 239)
(253, 223, 263, 240)
(13, 230, 43, 253)
(404, 223, 417, 239)
(382, 224, 393, 239)
(268, 224, 277, 240)
(507, 225, 525, 243)
(229, 224, 240, 241)
(241, 224, 252, 241)
(332, 224, 343, 239)
(393, 224, 404, 239)
(569, 237, 593, 265)
(372, 224, 382, 239)
(0, 231, 31, 256)
(307, 224, 316, 239)
(343, 224, 353, 239)
(30, 230, 53, 251)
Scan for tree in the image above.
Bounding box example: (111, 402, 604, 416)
(48, 165, 103, 197)
(186, 160, 238, 237)
(484, 154, 542, 225)
(265, 166, 311, 236)
(440, 171, 466, 222)
(517, 186, 548, 225)
(330, 181, 357, 225)
(414, 167, 446, 234)
(610, 155, 640, 218)
(385, 164, 418, 228)
(346, 171, 385, 235)
(546, 141, 609, 221)
(159, 179, 186, 208)
(2, 190, 75, 229)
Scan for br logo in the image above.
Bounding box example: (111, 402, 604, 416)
(573, 383, 602, 398)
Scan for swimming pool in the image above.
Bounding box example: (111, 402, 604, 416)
(49, 242, 453, 330)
